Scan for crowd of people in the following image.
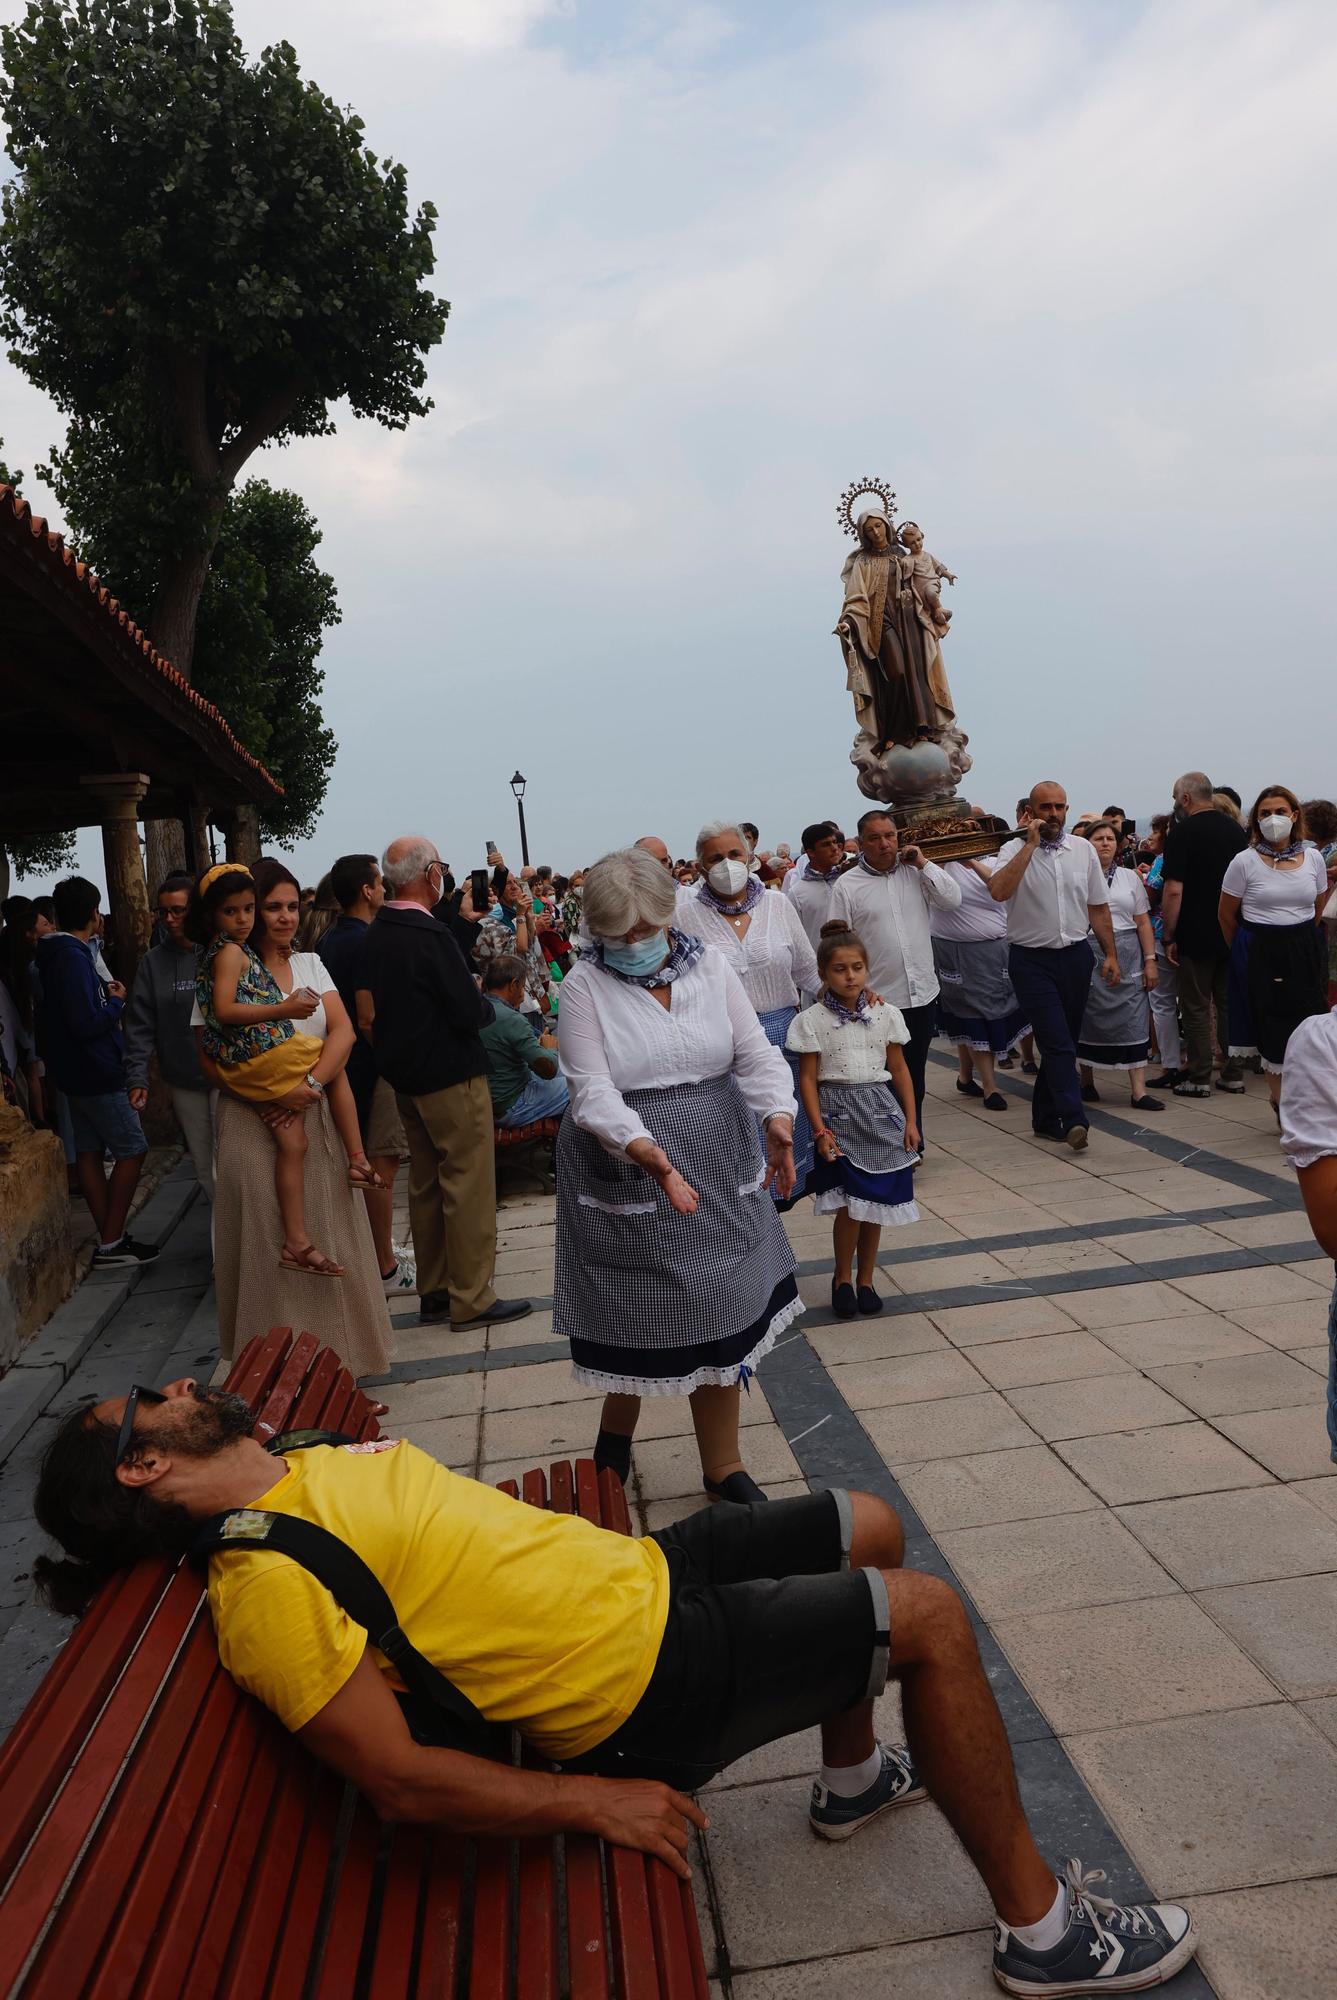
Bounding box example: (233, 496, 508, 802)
(10, 772, 1337, 1998)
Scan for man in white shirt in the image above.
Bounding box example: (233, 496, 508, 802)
(1279, 1006, 1337, 1463)
(989, 782, 1118, 1150)
(784, 820, 851, 951)
(830, 809, 962, 1141)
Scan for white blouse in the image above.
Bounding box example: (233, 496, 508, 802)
(190, 949, 337, 1041)
(557, 950, 797, 1160)
(930, 862, 1007, 944)
(786, 999, 910, 1084)
(1099, 866, 1151, 937)
(1280, 1007, 1337, 1169)
(1221, 846, 1327, 926)
(673, 887, 820, 1014)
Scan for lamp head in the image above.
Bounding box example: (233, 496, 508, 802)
(510, 770, 527, 799)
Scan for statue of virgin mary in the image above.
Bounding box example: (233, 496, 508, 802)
(835, 505, 958, 757)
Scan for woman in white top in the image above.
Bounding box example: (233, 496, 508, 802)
(193, 857, 391, 1379)
(555, 848, 800, 1505)
(1074, 822, 1163, 1111)
(674, 819, 820, 1202)
(1220, 786, 1330, 1107)
(930, 860, 1030, 1112)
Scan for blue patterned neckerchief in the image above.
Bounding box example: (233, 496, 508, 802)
(1038, 831, 1068, 855)
(802, 859, 843, 884)
(1104, 859, 1120, 886)
(1257, 840, 1305, 863)
(822, 987, 873, 1026)
(585, 926, 706, 988)
(697, 875, 765, 918)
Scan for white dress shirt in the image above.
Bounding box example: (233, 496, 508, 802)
(1280, 1007, 1337, 1168)
(673, 887, 819, 1013)
(557, 950, 796, 1160)
(994, 835, 1110, 948)
(783, 864, 840, 952)
(786, 999, 910, 1083)
(828, 860, 961, 1009)
(929, 861, 1008, 944)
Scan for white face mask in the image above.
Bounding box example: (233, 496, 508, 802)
(1259, 812, 1294, 845)
(706, 857, 750, 898)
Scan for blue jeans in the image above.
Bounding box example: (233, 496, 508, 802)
(1007, 942, 1095, 1138)
(1327, 1273, 1337, 1464)
(499, 1069, 570, 1128)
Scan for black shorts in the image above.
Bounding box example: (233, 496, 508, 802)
(581, 1491, 891, 1791)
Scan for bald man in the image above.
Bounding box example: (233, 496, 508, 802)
(634, 836, 673, 870)
(356, 836, 531, 1333)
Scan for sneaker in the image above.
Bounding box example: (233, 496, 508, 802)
(92, 1234, 160, 1268)
(1065, 1124, 1089, 1152)
(809, 1743, 926, 1841)
(993, 1860, 1196, 1995)
(381, 1247, 418, 1297)
(1215, 1071, 1246, 1094)
(1173, 1081, 1212, 1098)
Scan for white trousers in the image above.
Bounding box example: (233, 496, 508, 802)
(1148, 947, 1184, 1070)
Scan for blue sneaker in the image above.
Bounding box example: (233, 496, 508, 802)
(808, 1743, 926, 1840)
(993, 1861, 1196, 1995)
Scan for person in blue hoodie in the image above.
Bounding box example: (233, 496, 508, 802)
(35, 877, 159, 1269)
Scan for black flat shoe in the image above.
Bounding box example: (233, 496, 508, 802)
(1021, 1060, 1038, 1075)
(1080, 1083, 1101, 1103)
(704, 1470, 768, 1505)
(1147, 1071, 1183, 1090)
(857, 1285, 882, 1315)
(983, 1091, 1008, 1111)
(832, 1280, 858, 1319)
(1130, 1094, 1164, 1112)
(593, 1428, 633, 1485)
(955, 1078, 984, 1098)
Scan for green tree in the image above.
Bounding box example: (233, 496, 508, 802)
(0, 0, 447, 676)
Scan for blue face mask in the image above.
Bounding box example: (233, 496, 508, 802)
(603, 930, 669, 977)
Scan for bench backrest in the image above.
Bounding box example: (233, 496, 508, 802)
(0, 1328, 709, 1999)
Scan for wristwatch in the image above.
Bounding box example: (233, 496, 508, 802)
(307, 1074, 325, 1096)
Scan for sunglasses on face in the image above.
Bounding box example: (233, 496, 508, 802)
(115, 1384, 167, 1464)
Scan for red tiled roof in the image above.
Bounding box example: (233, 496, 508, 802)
(0, 483, 281, 797)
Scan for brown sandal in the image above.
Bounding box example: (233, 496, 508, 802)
(280, 1243, 344, 1278)
(347, 1160, 385, 1191)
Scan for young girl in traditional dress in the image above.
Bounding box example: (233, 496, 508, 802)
(188, 865, 380, 1277)
(787, 921, 919, 1320)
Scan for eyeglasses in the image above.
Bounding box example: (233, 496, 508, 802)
(155, 906, 187, 920)
(115, 1384, 167, 1464)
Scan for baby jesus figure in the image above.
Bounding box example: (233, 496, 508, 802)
(896, 521, 956, 638)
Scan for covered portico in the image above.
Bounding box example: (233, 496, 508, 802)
(0, 484, 280, 982)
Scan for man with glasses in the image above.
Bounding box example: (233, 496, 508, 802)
(354, 837, 531, 1334)
(125, 872, 217, 1202)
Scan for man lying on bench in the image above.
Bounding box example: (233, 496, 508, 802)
(34, 1379, 1198, 1997)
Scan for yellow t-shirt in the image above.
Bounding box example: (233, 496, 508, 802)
(207, 1439, 669, 1760)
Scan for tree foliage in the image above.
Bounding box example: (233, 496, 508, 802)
(0, 0, 447, 670)
(2, 830, 77, 883)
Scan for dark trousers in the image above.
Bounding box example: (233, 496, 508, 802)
(1007, 943, 1094, 1137)
(1177, 951, 1231, 1085)
(899, 1001, 937, 1141)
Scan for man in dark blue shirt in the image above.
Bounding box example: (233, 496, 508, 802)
(316, 854, 412, 1298)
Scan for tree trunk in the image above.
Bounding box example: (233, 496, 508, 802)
(144, 820, 186, 896)
(225, 804, 262, 867)
(149, 539, 217, 679)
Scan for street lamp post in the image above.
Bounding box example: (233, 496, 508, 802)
(509, 770, 530, 868)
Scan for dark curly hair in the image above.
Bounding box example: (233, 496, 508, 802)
(31, 1403, 195, 1619)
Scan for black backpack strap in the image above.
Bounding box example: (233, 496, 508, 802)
(263, 1428, 356, 1453)
(192, 1508, 490, 1746)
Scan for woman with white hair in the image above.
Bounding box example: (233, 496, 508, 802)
(674, 820, 820, 1203)
(555, 847, 802, 1504)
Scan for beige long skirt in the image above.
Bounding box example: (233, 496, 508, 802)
(213, 1092, 392, 1377)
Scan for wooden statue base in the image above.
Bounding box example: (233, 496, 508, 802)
(890, 804, 1019, 862)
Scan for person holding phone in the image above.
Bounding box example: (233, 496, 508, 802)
(475, 872, 552, 1019)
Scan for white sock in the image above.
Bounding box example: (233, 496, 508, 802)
(1009, 1879, 1067, 1952)
(819, 1744, 883, 1797)
(98, 1236, 124, 1252)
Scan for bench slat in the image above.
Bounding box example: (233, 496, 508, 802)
(367, 1824, 428, 1999)
(253, 1328, 322, 1441)
(225, 1328, 295, 1418)
(23, 1610, 219, 1998)
(217, 1737, 325, 1997)
(312, 1797, 379, 2000)
(417, 1831, 468, 1996)
(172, 1719, 292, 1995)
(260, 1768, 345, 2000)
(467, 1833, 510, 2000)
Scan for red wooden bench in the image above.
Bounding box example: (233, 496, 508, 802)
(0, 1326, 709, 1998)
(494, 1116, 562, 1149)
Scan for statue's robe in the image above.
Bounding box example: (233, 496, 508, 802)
(837, 549, 955, 748)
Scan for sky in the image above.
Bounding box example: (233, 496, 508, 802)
(2, 0, 1336, 892)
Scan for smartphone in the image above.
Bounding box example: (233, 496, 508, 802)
(491, 863, 509, 899)
(485, 840, 499, 858)
(470, 868, 489, 909)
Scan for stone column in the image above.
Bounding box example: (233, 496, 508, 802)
(79, 773, 152, 986)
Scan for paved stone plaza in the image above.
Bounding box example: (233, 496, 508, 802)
(3, 1053, 1336, 1996)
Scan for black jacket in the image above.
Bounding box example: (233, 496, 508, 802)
(356, 905, 490, 1097)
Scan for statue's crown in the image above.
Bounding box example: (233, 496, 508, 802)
(837, 476, 896, 539)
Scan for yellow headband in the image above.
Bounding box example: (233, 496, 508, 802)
(199, 863, 252, 895)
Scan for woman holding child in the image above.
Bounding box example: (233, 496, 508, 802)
(193, 857, 391, 1375)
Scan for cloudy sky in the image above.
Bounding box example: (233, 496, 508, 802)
(3, 0, 1335, 889)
